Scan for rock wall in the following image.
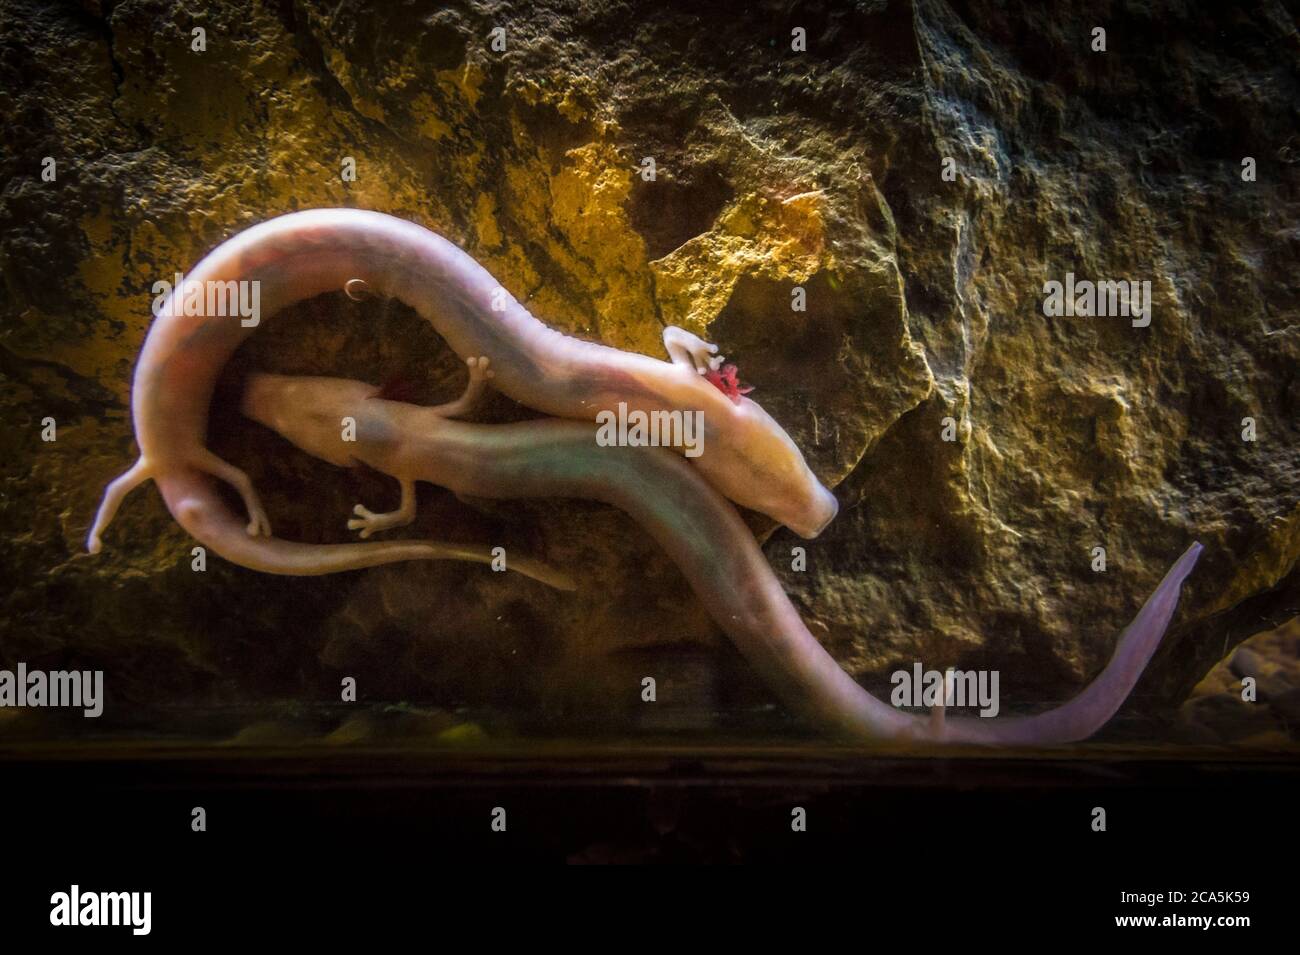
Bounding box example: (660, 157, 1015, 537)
(1, 0, 1296, 734)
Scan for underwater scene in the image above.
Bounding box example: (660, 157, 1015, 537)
(0, 0, 1296, 917)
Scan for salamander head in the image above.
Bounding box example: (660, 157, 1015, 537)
(707, 395, 839, 539)
(241, 373, 391, 467)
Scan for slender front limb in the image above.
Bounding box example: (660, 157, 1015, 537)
(663, 325, 724, 374)
(348, 476, 416, 538)
(190, 448, 272, 537)
(87, 457, 153, 553)
(429, 355, 494, 419)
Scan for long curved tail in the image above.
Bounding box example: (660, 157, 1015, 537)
(87, 462, 574, 590)
(88, 428, 1201, 745)
(537, 434, 1202, 745)
(933, 542, 1201, 745)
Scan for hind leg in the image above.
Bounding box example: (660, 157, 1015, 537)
(190, 449, 272, 537)
(87, 457, 153, 553)
(348, 477, 416, 538)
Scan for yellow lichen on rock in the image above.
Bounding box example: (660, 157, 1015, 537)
(490, 118, 660, 351)
(473, 193, 504, 249)
(437, 61, 488, 111)
(411, 92, 454, 142)
(512, 74, 597, 123)
(549, 142, 660, 350)
(651, 189, 830, 333)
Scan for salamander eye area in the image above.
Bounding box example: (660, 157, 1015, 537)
(239, 373, 376, 467)
(710, 396, 839, 539)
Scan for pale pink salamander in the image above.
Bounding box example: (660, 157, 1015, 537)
(237, 367, 1201, 745)
(88, 208, 838, 573)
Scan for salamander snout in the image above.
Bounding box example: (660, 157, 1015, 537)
(791, 483, 839, 539)
(778, 477, 838, 539)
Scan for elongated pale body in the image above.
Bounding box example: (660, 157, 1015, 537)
(88, 209, 837, 566)
(242, 371, 1203, 745)
(88, 208, 1199, 744)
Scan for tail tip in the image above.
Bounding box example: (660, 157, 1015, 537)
(1178, 540, 1205, 575)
